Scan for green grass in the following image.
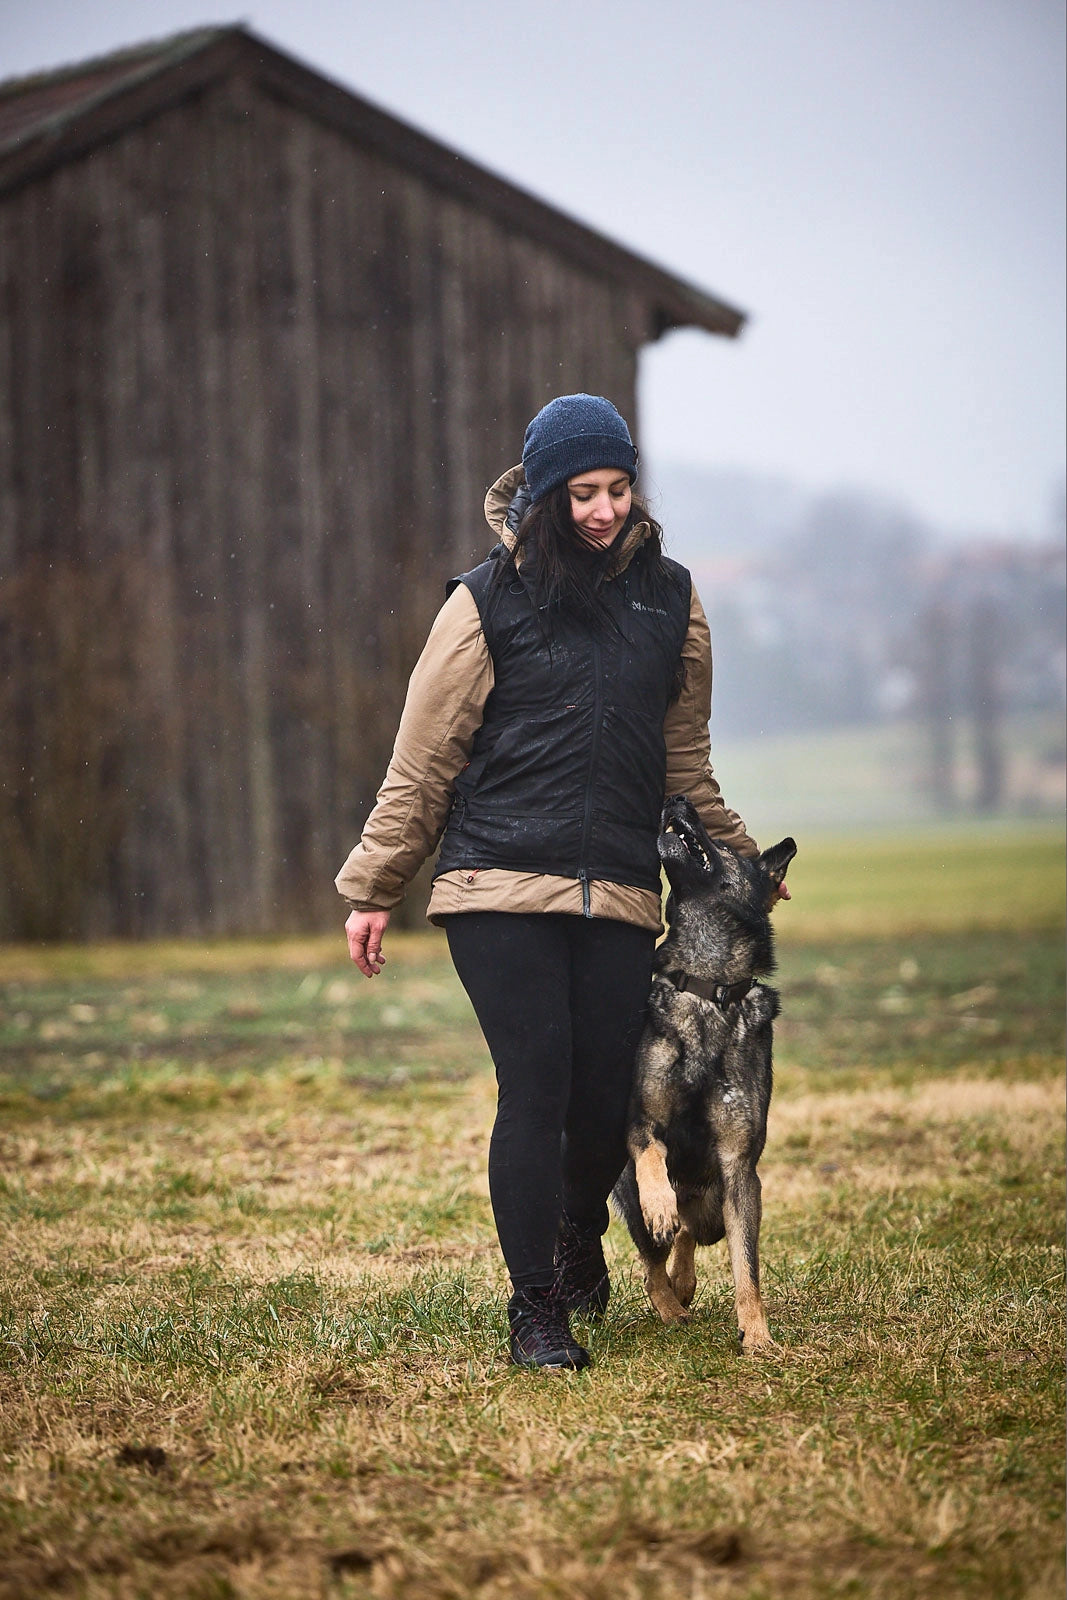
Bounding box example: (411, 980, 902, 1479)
(0, 825, 1062, 1598)
(781, 823, 1064, 938)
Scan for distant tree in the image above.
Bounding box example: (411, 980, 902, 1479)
(966, 598, 1004, 813)
(916, 601, 955, 810)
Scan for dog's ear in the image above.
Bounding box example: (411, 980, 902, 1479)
(759, 837, 797, 897)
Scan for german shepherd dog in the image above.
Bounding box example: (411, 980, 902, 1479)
(613, 796, 796, 1351)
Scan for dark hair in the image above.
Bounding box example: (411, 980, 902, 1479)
(491, 480, 686, 700)
(502, 481, 670, 628)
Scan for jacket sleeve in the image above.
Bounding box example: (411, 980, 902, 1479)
(663, 583, 759, 858)
(334, 584, 493, 910)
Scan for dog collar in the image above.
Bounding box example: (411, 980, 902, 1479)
(659, 971, 754, 1008)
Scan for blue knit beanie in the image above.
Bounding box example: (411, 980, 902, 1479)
(522, 393, 638, 504)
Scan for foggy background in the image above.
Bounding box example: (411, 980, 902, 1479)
(3, 0, 1064, 839)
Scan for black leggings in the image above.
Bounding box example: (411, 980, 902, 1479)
(444, 912, 656, 1290)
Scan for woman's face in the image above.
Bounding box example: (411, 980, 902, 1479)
(567, 468, 632, 546)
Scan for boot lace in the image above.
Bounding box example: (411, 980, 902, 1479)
(553, 1213, 609, 1312)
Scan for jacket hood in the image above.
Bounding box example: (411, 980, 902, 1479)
(483, 464, 650, 573)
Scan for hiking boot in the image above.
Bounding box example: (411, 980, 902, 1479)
(553, 1211, 610, 1317)
(508, 1286, 590, 1371)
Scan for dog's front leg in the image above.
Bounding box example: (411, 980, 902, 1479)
(632, 1138, 690, 1323)
(722, 1164, 772, 1353)
(632, 1135, 678, 1249)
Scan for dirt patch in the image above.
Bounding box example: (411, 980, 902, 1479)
(115, 1443, 169, 1473)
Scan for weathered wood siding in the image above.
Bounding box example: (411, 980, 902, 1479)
(0, 73, 651, 936)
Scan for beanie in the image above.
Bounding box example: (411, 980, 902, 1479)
(521, 394, 638, 504)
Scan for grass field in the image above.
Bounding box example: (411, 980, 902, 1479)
(0, 825, 1063, 1599)
(718, 713, 1065, 834)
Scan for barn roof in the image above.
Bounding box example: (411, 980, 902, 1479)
(0, 25, 745, 340)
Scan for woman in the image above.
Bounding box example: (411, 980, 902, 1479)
(336, 394, 774, 1371)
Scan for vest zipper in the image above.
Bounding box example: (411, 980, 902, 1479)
(577, 632, 604, 918)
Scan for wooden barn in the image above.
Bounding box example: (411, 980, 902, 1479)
(0, 26, 745, 938)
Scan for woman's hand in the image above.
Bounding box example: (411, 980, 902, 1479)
(345, 909, 390, 977)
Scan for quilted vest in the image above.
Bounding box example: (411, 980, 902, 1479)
(433, 542, 691, 902)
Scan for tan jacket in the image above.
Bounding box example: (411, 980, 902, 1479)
(335, 467, 757, 933)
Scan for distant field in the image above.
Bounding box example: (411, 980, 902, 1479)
(778, 823, 1064, 939)
(719, 714, 1065, 834)
(0, 827, 1062, 1599)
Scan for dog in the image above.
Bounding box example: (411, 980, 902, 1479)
(613, 795, 796, 1352)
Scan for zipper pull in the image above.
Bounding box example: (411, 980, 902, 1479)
(578, 868, 592, 918)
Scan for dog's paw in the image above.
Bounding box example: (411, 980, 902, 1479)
(640, 1187, 679, 1250)
(645, 1213, 679, 1252)
(738, 1319, 774, 1355)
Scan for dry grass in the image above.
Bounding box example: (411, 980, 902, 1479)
(0, 828, 1063, 1598)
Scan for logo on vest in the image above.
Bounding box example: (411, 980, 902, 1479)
(630, 600, 669, 617)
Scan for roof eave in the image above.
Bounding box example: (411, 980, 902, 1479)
(0, 28, 247, 194)
(0, 25, 747, 340)
(244, 34, 746, 339)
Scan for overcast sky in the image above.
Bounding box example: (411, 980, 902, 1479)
(3, 0, 1064, 540)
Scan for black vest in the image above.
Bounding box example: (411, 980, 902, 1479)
(433, 543, 691, 897)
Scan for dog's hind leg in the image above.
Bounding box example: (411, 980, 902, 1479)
(644, 1256, 691, 1323)
(667, 1227, 697, 1309)
(722, 1163, 772, 1353)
